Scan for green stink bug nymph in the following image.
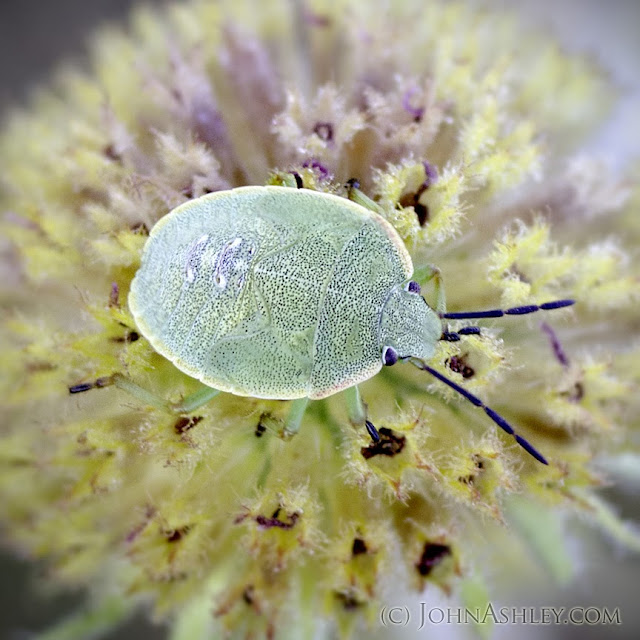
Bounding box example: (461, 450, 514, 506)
(128, 186, 428, 401)
(72, 185, 574, 464)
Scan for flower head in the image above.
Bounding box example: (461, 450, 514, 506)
(1, 1, 638, 638)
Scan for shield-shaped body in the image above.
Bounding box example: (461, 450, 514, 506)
(129, 186, 414, 399)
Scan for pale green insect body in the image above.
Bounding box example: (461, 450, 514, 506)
(129, 186, 440, 400)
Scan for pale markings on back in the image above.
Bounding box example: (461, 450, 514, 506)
(213, 237, 244, 290)
(185, 234, 210, 284)
(180, 236, 257, 350)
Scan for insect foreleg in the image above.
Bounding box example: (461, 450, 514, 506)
(344, 179, 385, 215)
(412, 263, 446, 314)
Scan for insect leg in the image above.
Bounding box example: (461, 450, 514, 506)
(344, 179, 385, 215)
(412, 264, 446, 314)
(283, 397, 310, 438)
(291, 171, 304, 189)
(69, 374, 220, 414)
(344, 385, 366, 425)
(365, 420, 380, 443)
(343, 385, 380, 442)
(270, 171, 305, 189)
(173, 385, 221, 413)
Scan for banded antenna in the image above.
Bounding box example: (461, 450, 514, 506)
(412, 299, 576, 464)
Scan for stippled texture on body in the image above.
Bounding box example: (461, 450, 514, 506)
(129, 186, 413, 398)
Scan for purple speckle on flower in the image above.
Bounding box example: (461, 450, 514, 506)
(541, 322, 570, 368)
(312, 121, 334, 142)
(302, 8, 331, 27)
(402, 87, 425, 122)
(302, 159, 331, 180)
(191, 102, 228, 149)
(109, 282, 120, 307)
(422, 161, 438, 187)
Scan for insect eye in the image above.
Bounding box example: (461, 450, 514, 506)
(405, 281, 421, 294)
(382, 346, 399, 367)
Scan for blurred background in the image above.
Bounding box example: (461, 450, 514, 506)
(0, 1, 638, 638)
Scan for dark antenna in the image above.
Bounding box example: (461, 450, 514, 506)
(440, 299, 574, 320)
(406, 357, 548, 464)
(415, 298, 575, 464)
(441, 326, 481, 342)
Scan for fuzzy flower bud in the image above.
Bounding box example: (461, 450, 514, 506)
(0, 1, 638, 638)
